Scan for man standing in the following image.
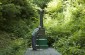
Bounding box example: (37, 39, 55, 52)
(32, 27, 39, 50)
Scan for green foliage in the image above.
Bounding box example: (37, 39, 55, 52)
(0, 0, 85, 55)
(46, 0, 63, 13)
(33, 0, 51, 9)
(0, 0, 38, 55)
(44, 0, 85, 55)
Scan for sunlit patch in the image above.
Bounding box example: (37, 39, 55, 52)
(44, 15, 58, 28)
(48, 0, 58, 7)
(63, 1, 73, 25)
(46, 0, 62, 12)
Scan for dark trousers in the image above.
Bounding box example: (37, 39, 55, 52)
(32, 35, 37, 50)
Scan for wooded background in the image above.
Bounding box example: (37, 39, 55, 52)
(0, 0, 85, 55)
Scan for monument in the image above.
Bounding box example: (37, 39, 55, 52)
(32, 9, 48, 50)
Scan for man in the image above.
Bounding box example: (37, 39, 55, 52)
(32, 27, 39, 50)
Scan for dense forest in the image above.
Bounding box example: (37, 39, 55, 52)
(0, 0, 85, 55)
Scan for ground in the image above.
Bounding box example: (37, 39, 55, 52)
(25, 48, 62, 55)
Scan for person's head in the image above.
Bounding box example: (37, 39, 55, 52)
(38, 26, 41, 28)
